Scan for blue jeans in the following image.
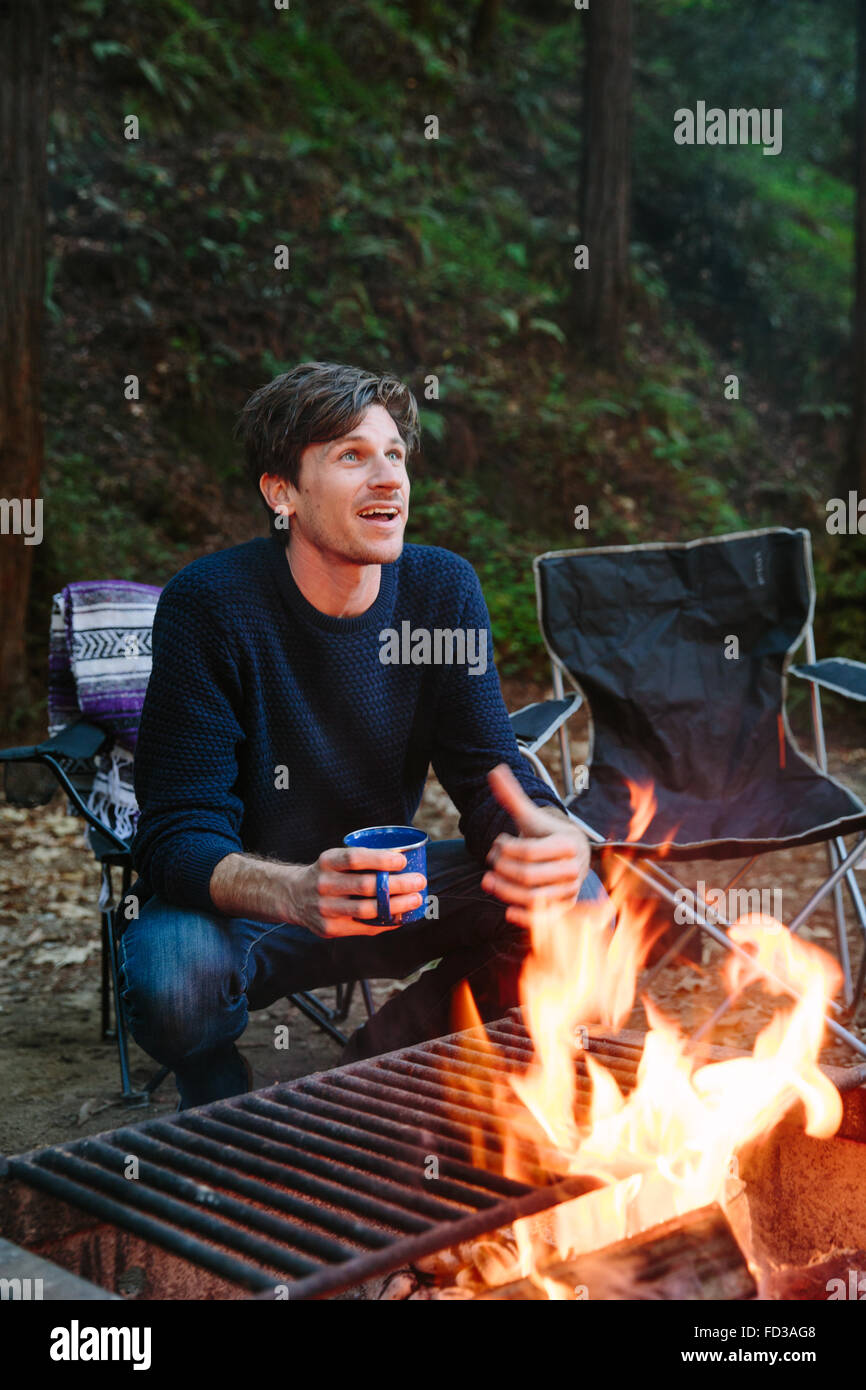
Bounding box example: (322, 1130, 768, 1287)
(118, 840, 611, 1108)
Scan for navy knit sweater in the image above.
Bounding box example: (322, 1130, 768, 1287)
(131, 534, 567, 914)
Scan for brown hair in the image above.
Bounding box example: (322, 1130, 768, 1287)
(235, 361, 420, 531)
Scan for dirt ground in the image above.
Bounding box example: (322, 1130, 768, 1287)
(2, 681, 866, 1157)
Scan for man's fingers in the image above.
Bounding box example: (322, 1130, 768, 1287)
(488, 859, 585, 889)
(319, 871, 426, 898)
(503, 904, 534, 929)
(489, 839, 583, 872)
(322, 846, 408, 873)
(481, 869, 582, 908)
(488, 831, 580, 863)
(319, 891, 425, 920)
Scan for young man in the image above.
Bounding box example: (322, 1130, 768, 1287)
(122, 361, 606, 1108)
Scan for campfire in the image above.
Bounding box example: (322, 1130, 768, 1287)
(408, 782, 850, 1300)
(3, 781, 866, 1302)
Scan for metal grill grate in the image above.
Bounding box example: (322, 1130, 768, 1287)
(8, 1010, 644, 1300)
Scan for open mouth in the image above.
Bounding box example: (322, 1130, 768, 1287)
(357, 505, 402, 527)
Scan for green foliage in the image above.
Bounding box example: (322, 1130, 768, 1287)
(45, 0, 861, 684)
(418, 409, 448, 443)
(406, 478, 546, 676)
(635, 0, 855, 399)
(813, 535, 866, 661)
(40, 450, 187, 589)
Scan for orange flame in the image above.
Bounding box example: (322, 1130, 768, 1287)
(455, 782, 845, 1295)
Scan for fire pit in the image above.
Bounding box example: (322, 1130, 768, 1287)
(2, 1009, 866, 1300)
(0, 1012, 613, 1300)
(5, 783, 866, 1302)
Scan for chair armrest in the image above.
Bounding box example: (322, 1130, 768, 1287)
(0, 743, 40, 763)
(38, 719, 111, 759)
(0, 719, 110, 765)
(1, 719, 126, 851)
(509, 693, 582, 753)
(790, 659, 866, 703)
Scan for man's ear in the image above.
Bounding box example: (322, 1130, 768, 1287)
(259, 472, 295, 523)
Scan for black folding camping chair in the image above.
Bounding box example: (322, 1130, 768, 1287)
(516, 527, 866, 1057)
(0, 580, 373, 1104)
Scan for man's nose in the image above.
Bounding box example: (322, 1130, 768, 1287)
(368, 458, 406, 487)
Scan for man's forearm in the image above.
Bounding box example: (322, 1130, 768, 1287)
(209, 852, 306, 922)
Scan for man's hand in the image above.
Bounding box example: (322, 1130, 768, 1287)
(209, 847, 426, 938)
(296, 847, 426, 938)
(481, 763, 591, 927)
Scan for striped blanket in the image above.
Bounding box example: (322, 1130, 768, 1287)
(48, 580, 161, 843)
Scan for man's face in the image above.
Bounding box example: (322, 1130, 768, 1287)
(268, 403, 410, 565)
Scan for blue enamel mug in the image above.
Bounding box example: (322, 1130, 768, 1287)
(342, 824, 428, 926)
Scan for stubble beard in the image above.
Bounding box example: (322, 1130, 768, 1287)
(292, 509, 405, 568)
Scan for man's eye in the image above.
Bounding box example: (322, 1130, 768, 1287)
(340, 450, 357, 461)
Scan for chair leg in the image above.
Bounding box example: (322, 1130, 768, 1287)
(852, 939, 866, 1019)
(100, 907, 114, 1040)
(838, 835, 866, 945)
(289, 991, 348, 1046)
(334, 980, 354, 1020)
(644, 858, 760, 984)
(102, 868, 169, 1105)
(288, 978, 374, 1043)
(802, 643, 857, 1006)
(551, 661, 575, 798)
(143, 1065, 171, 1095)
(102, 904, 138, 1102)
(335, 979, 374, 1022)
(643, 918, 699, 981)
(644, 850, 756, 984)
(839, 837, 866, 1021)
(360, 979, 375, 1018)
(789, 835, 866, 934)
(827, 840, 853, 1006)
(566, 810, 866, 1059)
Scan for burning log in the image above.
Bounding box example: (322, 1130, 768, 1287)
(473, 1203, 756, 1301)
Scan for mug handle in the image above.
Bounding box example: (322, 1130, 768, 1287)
(376, 870, 394, 925)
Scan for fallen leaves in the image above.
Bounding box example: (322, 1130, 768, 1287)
(28, 847, 68, 864)
(32, 943, 97, 968)
(76, 1096, 112, 1126)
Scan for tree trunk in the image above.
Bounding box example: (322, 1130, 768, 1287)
(852, 0, 866, 493)
(0, 0, 51, 711)
(574, 0, 633, 361)
(470, 0, 502, 56)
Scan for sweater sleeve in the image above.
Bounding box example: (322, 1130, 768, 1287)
(131, 576, 246, 912)
(430, 565, 567, 864)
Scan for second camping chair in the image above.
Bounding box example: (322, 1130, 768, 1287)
(529, 528, 866, 1044)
